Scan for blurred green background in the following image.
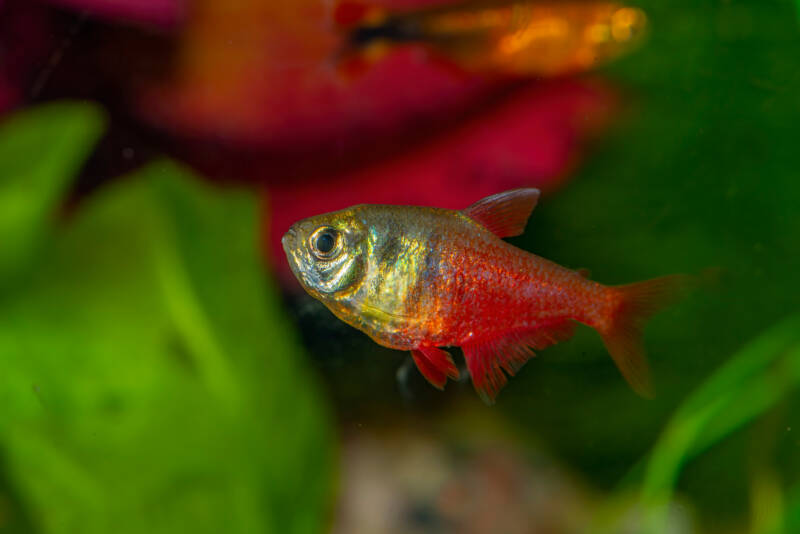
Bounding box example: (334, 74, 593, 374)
(0, 106, 333, 533)
(1, 1, 799, 533)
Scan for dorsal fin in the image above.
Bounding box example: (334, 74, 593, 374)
(461, 188, 540, 238)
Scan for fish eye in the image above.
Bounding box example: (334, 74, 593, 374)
(316, 232, 335, 253)
(309, 226, 342, 259)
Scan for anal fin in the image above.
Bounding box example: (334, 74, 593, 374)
(462, 321, 575, 404)
(411, 346, 459, 390)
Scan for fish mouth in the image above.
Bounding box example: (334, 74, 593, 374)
(281, 227, 298, 254)
(281, 227, 309, 286)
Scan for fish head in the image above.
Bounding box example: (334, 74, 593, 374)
(282, 208, 369, 302)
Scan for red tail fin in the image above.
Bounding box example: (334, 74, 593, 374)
(600, 275, 690, 398)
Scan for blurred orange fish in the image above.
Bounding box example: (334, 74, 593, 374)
(336, 0, 648, 76)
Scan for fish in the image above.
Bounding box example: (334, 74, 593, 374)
(282, 188, 685, 403)
(335, 0, 648, 77)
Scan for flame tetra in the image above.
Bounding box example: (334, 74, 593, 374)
(283, 189, 684, 402)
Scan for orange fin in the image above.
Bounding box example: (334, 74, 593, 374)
(461, 188, 540, 238)
(462, 322, 574, 404)
(600, 275, 691, 398)
(411, 346, 459, 390)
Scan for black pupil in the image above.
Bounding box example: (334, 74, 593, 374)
(316, 232, 336, 254)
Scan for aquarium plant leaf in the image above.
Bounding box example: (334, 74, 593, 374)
(638, 315, 800, 534)
(0, 102, 105, 288)
(0, 158, 334, 534)
(785, 484, 800, 533)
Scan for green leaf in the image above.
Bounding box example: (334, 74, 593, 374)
(0, 102, 105, 287)
(0, 160, 334, 534)
(637, 315, 800, 534)
(786, 485, 800, 532)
